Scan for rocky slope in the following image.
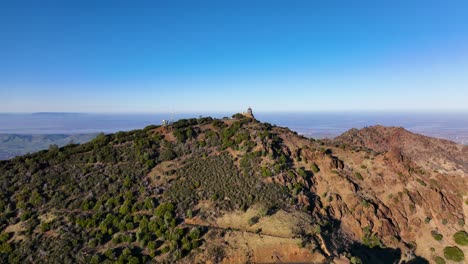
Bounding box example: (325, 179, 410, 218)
(336, 125, 468, 175)
(0, 115, 466, 263)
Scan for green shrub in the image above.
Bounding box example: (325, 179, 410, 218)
(434, 256, 445, 264)
(212, 119, 226, 128)
(160, 149, 176, 161)
(147, 241, 157, 250)
(312, 225, 321, 234)
(311, 163, 320, 173)
(453, 230, 468, 246)
(431, 230, 443, 241)
(0, 233, 10, 243)
(354, 172, 363, 180)
(88, 239, 97, 247)
(361, 227, 382, 248)
(0, 242, 12, 253)
(360, 199, 370, 208)
(350, 256, 363, 264)
(40, 222, 51, 232)
(161, 246, 170, 254)
(297, 168, 307, 179)
(261, 166, 273, 177)
(443, 246, 464, 262)
(416, 179, 427, 186)
(20, 211, 32, 221)
(90, 254, 101, 264)
(186, 209, 193, 218)
(189, 227, 200, 240)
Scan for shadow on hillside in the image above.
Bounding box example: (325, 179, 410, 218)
(321, 218, 429, 264)
(404, 256, 430, 264)
(349, 243, 429, 264)
(349, 243, 401, 264)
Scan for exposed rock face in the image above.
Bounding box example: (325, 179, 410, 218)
(268, 124, 466, 262)
(318, 126, 468, 261)
(336, 125, 468, 175)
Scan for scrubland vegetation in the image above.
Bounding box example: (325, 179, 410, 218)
(0, 115, 299, 263)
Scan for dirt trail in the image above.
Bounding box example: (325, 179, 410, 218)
(184, 221, 293, 239)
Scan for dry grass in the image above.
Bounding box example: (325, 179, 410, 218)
(3, 222, 26, 242)
(221, 231, 325, 263)
(216, 205, 310, 238)
(38, 212, 57, 223)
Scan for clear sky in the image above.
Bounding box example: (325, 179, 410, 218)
(1, 0, 468, 113)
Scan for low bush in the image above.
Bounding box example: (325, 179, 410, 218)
(416, 179, 427, 186)
(354, 172, 363, 180)
(443, 246, 464, 262)
(311, 163, 319, 173)
(431, 230, 443, 241)
(453, 230, 468, 246)
(434, 256, 445, 264)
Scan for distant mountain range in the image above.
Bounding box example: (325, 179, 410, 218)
(30, 112, 85, 115)
(0, 133, 98, 160)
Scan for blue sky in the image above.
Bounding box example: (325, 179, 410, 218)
(1, 0, 468, 112)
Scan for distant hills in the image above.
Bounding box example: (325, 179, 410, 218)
(0, 115, 466, 263)
(30, 112, 85, 115)
(0, 133, 98, 160)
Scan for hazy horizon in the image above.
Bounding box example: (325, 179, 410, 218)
(1, 111, 467, 145)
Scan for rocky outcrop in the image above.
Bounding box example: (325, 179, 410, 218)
(336, 125, 468, 174)
(271, 124, 467, 262)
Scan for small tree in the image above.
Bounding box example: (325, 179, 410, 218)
(311, 163, 320, 173)
(443, 246, 464, 262)
(453, 231, 468, 246)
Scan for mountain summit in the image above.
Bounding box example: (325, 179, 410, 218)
(0, 115, 466, 263)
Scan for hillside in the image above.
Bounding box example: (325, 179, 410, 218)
(0, 115, 466, 263)
(335, 125, 468, 175)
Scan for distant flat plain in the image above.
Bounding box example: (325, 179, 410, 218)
(1, 111, 467, 160)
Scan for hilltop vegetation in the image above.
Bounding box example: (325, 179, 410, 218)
(0, 114, 466, 263)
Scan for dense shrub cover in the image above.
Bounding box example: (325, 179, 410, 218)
(166, 154, 290, 211)
(0, 116, 295, 263)
(0, 124, 202, 263)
